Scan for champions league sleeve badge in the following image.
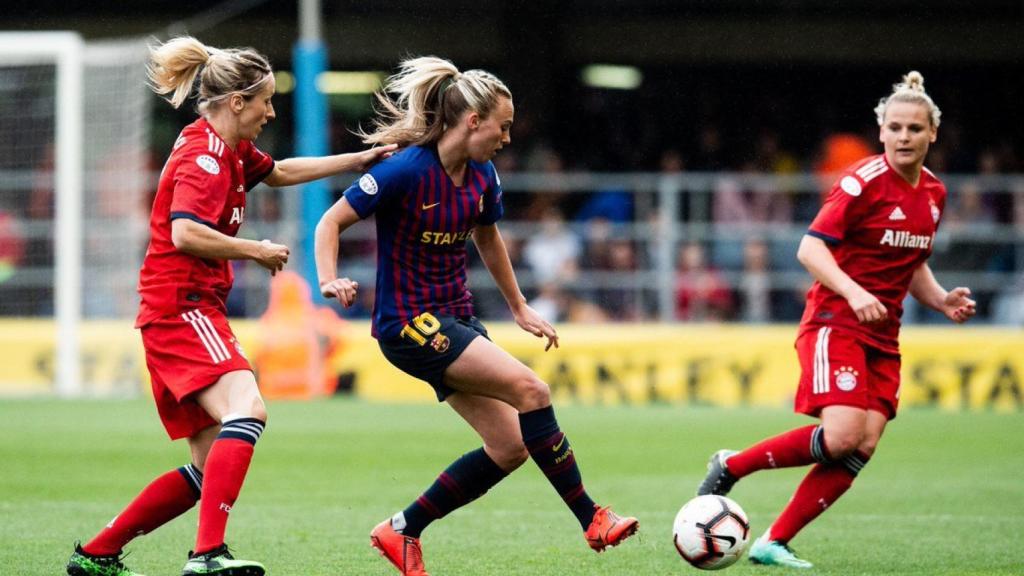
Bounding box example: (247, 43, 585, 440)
(359, 173, 379, 195)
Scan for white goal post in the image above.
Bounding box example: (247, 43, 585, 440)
(0, 32, 150, 397)
(0, 32, 83, 397)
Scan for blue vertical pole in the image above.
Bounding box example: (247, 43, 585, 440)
(293, 39, 328, 290)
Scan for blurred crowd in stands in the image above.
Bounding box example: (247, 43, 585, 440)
(452, 128, 1023, 325)
(308, 69, 1024, 326)
(2, 67, 1022, 325)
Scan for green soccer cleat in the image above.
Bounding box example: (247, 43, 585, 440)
(181, 544, 265, 576)
(67, 543, 145, 576)
(748, 532, 813, 569)
(696, 449, 739, 496)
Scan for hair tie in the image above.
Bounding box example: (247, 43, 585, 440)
(439, 75, 458, 97)
(205, 46, 223, 64)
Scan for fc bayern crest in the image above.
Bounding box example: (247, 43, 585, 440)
(930, 203, 941, 223)
(834, 366, 859, 391)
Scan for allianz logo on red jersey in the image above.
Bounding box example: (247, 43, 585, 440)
(879, 229, 931, 249)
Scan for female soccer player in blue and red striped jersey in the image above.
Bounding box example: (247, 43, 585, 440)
(315, 56, 638, 576)
(66, 37, 393, 576)
(696, 72, 977, 569)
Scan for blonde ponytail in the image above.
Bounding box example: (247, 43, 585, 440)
(147, 36, 210, 109)
(361, 56, 511, 147)
(147, 36, 273, 113)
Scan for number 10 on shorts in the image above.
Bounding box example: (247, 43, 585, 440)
(400, 312, 442, 346)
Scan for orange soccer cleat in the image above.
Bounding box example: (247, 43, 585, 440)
(370, 519, 429, 576)
(584, 505, 639, 552)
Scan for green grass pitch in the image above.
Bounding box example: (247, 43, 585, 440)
(1, 399, 1021, 575)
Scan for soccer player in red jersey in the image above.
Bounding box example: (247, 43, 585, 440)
(697, 72, 977, 569)
(315, 56, 638, 576)
(66, 37, 393, 576)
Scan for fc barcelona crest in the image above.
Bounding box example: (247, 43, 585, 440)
(430, 333, 451, 353)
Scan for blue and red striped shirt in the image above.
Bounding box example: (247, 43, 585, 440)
(344, 145, 504, 339)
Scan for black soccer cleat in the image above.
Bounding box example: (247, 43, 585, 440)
(181, 544, 264, 576)
(696, 449, 739, 496)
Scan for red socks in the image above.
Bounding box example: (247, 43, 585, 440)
(83, 465, 203, 556)
(768, 451, 870, 543)
(726, 423, 871, 544)
(83, 418, 266, 557)
(194, 417, 265, 554)
(725, 425, 828, 478)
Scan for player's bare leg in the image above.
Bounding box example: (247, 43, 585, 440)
(446, 392, 530, 472)
(446, 337, 638, 550)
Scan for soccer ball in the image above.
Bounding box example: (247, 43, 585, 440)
(672, 495, 750, 570)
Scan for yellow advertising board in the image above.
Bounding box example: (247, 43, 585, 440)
(346, 323, 1024, 412)
(0, 320, 1020, 412)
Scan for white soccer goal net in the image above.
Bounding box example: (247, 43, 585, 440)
(0, 32, 151, 396)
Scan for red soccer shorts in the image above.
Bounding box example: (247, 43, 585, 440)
(140, 308, 253, 439)
(794, 325, 902, 420)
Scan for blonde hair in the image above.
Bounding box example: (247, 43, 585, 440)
(874, 70, 941, 128)
(146, 36, 273, 114)
(360, 56, 512, 147)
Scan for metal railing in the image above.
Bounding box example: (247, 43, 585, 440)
(2, 170, 1022, 324)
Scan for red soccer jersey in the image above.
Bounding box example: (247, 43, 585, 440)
(136, 118, 274, 327)
(799, 154, 947, 354)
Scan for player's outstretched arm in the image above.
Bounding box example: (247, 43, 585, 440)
(171, 218, 288, 274)
(796, 234, 887, 324)
(314, 197, 362, 307)
(473, 224, 558, 350)
(264, 144, 398, 187)
(909, 263, 977, 323)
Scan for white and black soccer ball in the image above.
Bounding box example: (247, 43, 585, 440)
(673, 495, 750, 570)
